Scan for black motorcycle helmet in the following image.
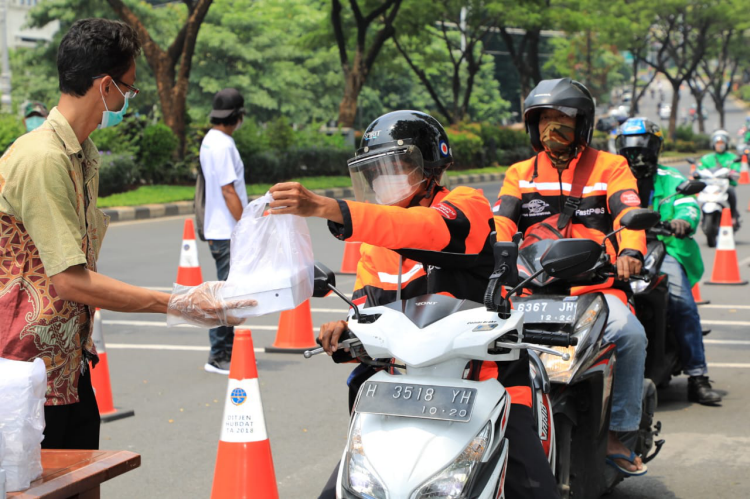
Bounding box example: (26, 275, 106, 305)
(348, 110, 453, 205)
(524, 78, 596, 152)
(615, 117, 664, 179)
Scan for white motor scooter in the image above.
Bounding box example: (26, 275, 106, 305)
(305, 239, 590, 499)
(689, 159, 740, 247)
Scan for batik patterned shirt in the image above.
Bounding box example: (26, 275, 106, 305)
(0, 107, 109, 406)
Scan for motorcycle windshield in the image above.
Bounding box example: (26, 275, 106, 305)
(517, 239, 558, 287)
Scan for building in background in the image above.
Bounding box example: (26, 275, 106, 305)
(4, 0, 59, 49)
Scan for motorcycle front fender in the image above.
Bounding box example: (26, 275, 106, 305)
(702, 202, 723, 213)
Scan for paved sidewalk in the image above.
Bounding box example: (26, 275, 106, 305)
(102, 155, 692, 223)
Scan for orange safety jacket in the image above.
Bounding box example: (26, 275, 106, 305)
(493, 148, 647, 303)
(328, 185, 533, 407)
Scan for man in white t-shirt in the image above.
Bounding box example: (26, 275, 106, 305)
(199, 88, 248, 374)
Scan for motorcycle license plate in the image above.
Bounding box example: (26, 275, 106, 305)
(513, 297, 578, 324)
(356, 381, 476, 422)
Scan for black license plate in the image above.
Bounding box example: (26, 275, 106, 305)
(356, 381, 476, 422)
(514, 297, 578, 324)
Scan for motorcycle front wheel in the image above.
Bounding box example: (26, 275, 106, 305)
(703, 211, 720, 248)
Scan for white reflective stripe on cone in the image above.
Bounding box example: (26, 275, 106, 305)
(717, 226, 735, 251)
(220, 378, 268, 443)
(179, 240, 200, 267)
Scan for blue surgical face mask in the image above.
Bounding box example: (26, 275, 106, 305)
(25, 116, 45, 132)
(98, 81, 129, 129)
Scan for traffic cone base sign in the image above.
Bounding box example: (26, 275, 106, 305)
(220, 378, 268, 443)
(211, 330, 279, 499)
(706, 208, 747, 286)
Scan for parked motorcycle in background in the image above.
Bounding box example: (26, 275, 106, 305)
(688, 158, 741, 247)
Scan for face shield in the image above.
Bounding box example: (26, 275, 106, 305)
(347, 144, 426, 205)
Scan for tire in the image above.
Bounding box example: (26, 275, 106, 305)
(704, 212, 720, 248)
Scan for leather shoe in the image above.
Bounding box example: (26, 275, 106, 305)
(688, 376, 722, 405)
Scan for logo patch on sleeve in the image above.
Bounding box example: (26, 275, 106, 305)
(621, 191, 641, 207)
(433, 202, 457, 220)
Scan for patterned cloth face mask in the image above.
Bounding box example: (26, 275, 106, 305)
(541, 121, 578, 169)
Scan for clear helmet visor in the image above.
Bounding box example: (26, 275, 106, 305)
(347, 145, 426, 205)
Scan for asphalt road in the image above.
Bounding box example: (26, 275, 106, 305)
(94, 176, 750, 498)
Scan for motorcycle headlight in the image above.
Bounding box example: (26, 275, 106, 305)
(343, 413, 388, 499)
(412, 422, 491, 499)
(539, 296, 605, 383)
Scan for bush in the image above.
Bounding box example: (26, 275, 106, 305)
(675, 125, 694, 142)
(674, 140, 697, 153)
(447, 128, 484, 170)
(694, 133, 710, 151)
(140, 123, 179, 183)
(478, 124, 531, 165)
(0, 113, 25, 155)
(265, 116, 296, 151)
(244, 146, 351, 183)
(737, 84, 750, 102)
(98, 153, 139, 197)
(89, 114, 144, 157)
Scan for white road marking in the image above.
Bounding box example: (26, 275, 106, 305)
(738, 256, 750, 266)
(108, 215, 189, 227)
(311, 308, 349, 313)
(704, 339, 750, 346)
(701, 320, 750, 327)
(103, 320, 281, 331)
(699, 305, 750, 310)
(107, 343, 265, 353)
(707, 362, 750, 369)
(143, 286, 174, 291)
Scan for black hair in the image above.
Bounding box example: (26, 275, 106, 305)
(57, 18, 142, 97)
(210, 112, 243, 127)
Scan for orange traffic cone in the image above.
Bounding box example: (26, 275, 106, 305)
(265, 300, 317, 353)
(739, 154, 750, 185)
(89, 309, 135, 423)
(176, 219, 203, 286)
(340, 241, 362, 274)
(691, 283, 709, 305)
(210, 330, 279, 499)
(705, 208, 748, 285)
(690, 161, 696, 175)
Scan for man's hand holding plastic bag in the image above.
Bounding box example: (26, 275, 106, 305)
(167, 281, 257, 328)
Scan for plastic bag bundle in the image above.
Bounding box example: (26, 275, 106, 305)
(221, 192, 314, 317)
(0, 358, 46, 492)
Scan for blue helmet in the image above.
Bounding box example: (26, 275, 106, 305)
(615, 117, 663, 178)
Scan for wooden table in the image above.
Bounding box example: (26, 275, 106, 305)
(8, 450, 140, 499)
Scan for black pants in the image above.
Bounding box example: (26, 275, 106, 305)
(42, 368, 100, 450)
(728, 186, 739, 219)
(318, 404, 559, 499)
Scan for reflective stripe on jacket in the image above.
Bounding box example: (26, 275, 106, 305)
(493, 148, 647, 302)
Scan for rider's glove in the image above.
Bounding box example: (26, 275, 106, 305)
(669, 219, 692, 238)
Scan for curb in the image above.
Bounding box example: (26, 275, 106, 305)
(102, 172, 506, 223)
(660, 155, 695, 165)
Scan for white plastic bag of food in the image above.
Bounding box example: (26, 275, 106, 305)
(0, 357, 46, 492)
(219, 192, 314, 317)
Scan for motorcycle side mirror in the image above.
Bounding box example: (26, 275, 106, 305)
(312, 261, 336, 298)
(540, 239, 603, 279)
(676, 180, 706, 196)
(619, 208, 661, 231)
(491, 242, 520, 286)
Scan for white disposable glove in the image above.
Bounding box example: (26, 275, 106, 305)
(167, 281, 257, 328)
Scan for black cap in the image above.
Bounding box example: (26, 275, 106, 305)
(209, 88, 245, 119)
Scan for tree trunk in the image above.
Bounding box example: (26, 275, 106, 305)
(695, 95, 705, 134)
(630, 57, 639, 117)
(338, 70, 363, 128)
(669, 81, 681, 140)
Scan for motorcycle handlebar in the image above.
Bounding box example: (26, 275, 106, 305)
(523, 329, 579, 347)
